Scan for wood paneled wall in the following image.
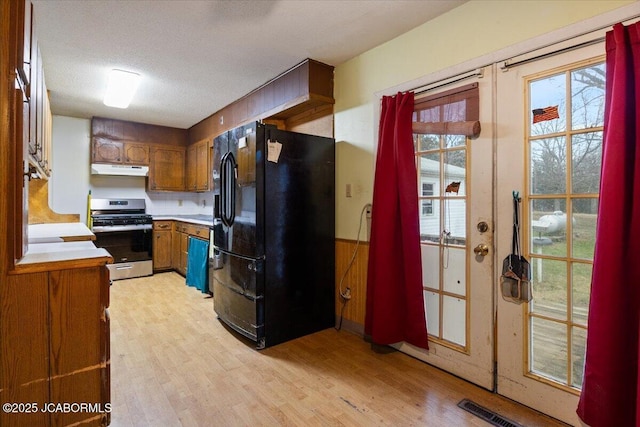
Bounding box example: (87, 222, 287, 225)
(28, 179, 80, 224)
(335, 239, 369, 334)
(188, 59, 334, 143)
(92, 117, 189, 147)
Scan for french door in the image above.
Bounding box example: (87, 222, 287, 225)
(495, 40, 604, 425)
(394, 64, 495, 391)
(387, 39, 605, 426)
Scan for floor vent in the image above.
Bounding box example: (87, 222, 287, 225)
(457, 399, 523, 427)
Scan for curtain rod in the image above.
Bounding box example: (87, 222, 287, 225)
(501, 37, 605, 70)
(414, 68, 484, 96)
(501, 15, 639, 70)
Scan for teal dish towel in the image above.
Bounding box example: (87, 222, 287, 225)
(186, 236, 209, 293)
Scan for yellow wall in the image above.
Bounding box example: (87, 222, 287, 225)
(333, 0, 635, 240)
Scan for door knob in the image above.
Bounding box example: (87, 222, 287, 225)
(473, 243, 489, 257)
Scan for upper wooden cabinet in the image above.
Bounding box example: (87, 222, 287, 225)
(92, 138, 149, 165)
(15, 3, 52, 180)
(148, 146, 185, 191)
(123, 141, 150, 165)
(92, 137, 123, 163)
(91, 117, 187, 165)
(186, 138, 211, 192)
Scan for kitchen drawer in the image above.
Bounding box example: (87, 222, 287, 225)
(153, 220, 172, 231)
(174, 221, 208, 238)
(190, 224, 208, 239)
(173, 221, 189, 234)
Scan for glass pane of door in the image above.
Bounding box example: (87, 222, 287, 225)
(526, 61, 603, 389)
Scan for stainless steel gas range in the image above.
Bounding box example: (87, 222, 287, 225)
(90, 198, 153, 281)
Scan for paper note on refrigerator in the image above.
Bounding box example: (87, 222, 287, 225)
(267, 139, 283, 163)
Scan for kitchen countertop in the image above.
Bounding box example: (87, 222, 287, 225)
(16, 240, 112, 273)
(15, 223, 111, 273)
(28, 222, 96, 243)
(152, 215, 214, 226)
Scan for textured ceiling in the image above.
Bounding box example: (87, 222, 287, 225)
(32, 0, 466, 129)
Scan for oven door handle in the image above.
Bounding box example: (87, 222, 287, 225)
(92, 224, 153, 233)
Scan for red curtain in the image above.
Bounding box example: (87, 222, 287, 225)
(365, 92, 429, 349)
(577, 21, 640, 426)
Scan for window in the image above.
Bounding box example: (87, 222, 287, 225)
(422, 182, 434, 215)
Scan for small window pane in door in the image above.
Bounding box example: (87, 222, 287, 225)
(443, 199, 466, 243)
(530, 74, 566, 136)
(414, 133, 440, 151)
(531, 198, 567, 256)
(442, 295, 465, 346)
(530, 137, 567, 195)
(424, 290, 440, 334)
(571, 132, 602, 194)
(444, 150, 466, 196)
(421, 245, 439, 289)
(571, 262, 591, 326)
(420, 200, 441, 243)
(571, 198, 597, 260)
(531, 317, 568, 383)
(571, 326, 587, 388)
(531, 258, 567, 320)
(422, 183, 435, 216)
(443, 134, 466, 148)
(571, 64, 605, 130)
(443, 247, 466, 296)
(419, 154, 441, 242)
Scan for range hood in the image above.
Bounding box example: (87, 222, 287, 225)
(91, 163, 149, 177)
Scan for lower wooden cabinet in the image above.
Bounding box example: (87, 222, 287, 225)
(152, 220, 212, 276)
(0, 265, 111, 427)
(152, 221, 173, 271)
(169, 221, 210, 277)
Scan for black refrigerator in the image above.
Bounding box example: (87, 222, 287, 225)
(210, 121, 335, 349)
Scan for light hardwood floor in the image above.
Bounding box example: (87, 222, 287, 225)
(109, 272, 568, 427)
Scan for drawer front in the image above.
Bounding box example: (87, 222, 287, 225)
(173, 222, 208, 238)
(191, 225, 208, 239)
(153, 220, 172, 231)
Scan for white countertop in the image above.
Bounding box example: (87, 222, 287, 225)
(17, 241, 112, 269)
(26, 240, 97, 254)
(15, 223, 111, 270)
(28, 222, 95, 243)
(153, 215, 213, 226)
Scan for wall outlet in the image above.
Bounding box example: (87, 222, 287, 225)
(178, 199, 183, 207)
(346, 183, 352, 198)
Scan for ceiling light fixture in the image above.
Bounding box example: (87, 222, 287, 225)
(103, 69, 140, 108)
